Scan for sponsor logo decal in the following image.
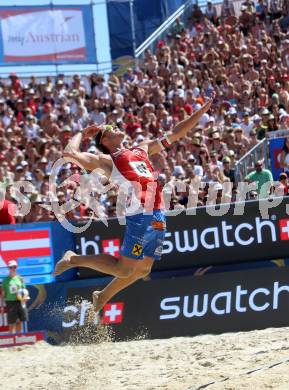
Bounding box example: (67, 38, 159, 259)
(159, 281, 289, 319)
(132, 244, 143, 256)
(162, 217, 279, 254)
(62, 300, 124, 328)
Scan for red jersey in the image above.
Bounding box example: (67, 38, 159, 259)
(110, 147, 163, 211)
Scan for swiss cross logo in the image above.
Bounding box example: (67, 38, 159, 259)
(279, 219, 289, 240)
(101, 239, 120, 257)
(102, 302, 124, 324)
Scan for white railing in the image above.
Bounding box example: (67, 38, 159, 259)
(135, 0, 240, 59)
(135, 0, 194, 58)
(235, 139, 269, 183)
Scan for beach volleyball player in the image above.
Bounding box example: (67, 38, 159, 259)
(54, 97, 213, 314)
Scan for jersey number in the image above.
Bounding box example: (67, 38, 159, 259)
(129, 161, 153, 178)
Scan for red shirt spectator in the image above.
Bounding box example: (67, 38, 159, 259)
(0, 200, 16, 224)
(125, 114, 142, 137)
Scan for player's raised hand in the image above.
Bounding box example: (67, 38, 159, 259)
(200, 91, 216, 114)
(82, 124, 102, 140)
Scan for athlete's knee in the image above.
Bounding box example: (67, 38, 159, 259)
(136, 265, 152, 279)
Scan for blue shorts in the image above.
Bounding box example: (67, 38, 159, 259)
(120, 210, 166, 261)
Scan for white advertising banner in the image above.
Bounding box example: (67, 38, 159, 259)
(0, 7, 96, 64)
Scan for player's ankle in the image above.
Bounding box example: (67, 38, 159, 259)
(94, 291, 105, 309)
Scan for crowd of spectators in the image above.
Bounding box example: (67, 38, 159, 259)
(0, 0, 288, 223)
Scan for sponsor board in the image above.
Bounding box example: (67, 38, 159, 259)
(0, 6, 96, 65)
(63, 267, 289, 340)
(75, 198, 289, 276)
(0, 331, 46, 348)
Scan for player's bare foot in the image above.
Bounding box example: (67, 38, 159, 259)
(54, 250, 76, 276)
(88, 291, 105, 323)
(92, 290, 105, 313)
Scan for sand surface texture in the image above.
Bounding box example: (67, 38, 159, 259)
(1, 327, 289, 390)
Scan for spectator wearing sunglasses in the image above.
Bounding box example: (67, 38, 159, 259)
(245, 160, 273, 198)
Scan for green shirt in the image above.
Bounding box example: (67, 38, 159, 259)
(172, 21, 185, 34)
(2, 275, 25, 301)
(246, 169, 273, 198)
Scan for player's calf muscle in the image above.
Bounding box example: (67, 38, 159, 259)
(117, 261, 136, 278)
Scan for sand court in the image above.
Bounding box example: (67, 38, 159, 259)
(1, 327, 289, 390)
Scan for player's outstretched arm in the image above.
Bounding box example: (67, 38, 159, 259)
(63, 126, 111, 171)
(144, 97, 214, 156)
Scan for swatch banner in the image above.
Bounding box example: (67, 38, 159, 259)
(75, 197, 289, 277)
(0, 6, 96, 64)
(64, 266, 289, 340)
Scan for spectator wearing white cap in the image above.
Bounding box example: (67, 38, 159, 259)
(228, 107, 239, 126)
(173, 165, 185, 178)
(188, 154, 204, 177)
(280, 113, 289, 131)
(2, 260, 29, 334)
(199, 111, 210, 128)
(252, 114, 264, 139)
(24, 114, 40, 140)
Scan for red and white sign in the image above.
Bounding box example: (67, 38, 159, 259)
(0, 229, 51, 271)
(0, 331, 46, 348)
(279, 219, 289, 240)
(101, 239, 120, 257)
(102, 302, 124, 324)
(0, 8, 87, 62)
